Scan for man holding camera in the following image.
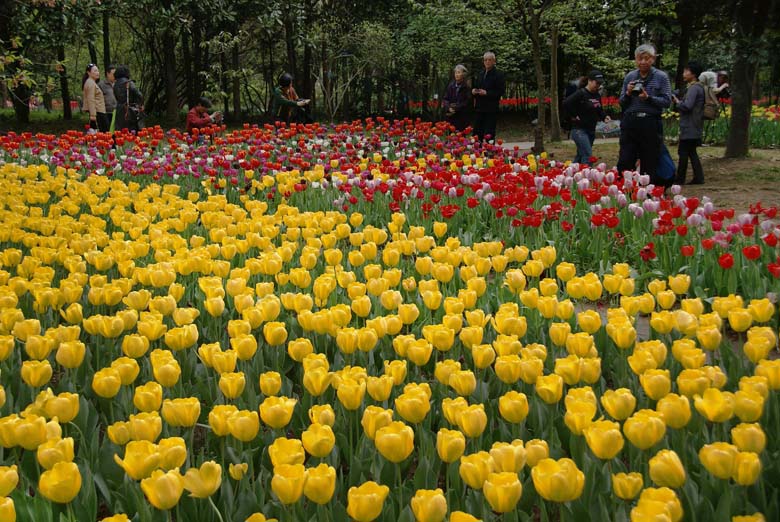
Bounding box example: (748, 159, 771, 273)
(617, 44, 672, 185)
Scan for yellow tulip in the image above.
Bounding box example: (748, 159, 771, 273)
(732, 452, 761, 485)
(38, 461, 81, 504)
(0, 464, 18, 497)
(91, 367, 121, 398)
(128, 412, 163, 442)
(259, 371, 283, 396)
(141, 469, 184, 510)
(612, 472, 643, 500)
(694, 388, 735, 423)
(183, 461, 222, 498)
(259, 396, 297, 429)
(656, 394, 692, 429)
(649, 449, 686, 488)
(161, 397, 201, 427)
(227, 410, 260, 442)
(268, 438, 305, 468)
(483, 472, 522, 513)
(303, 463, 336, 504)
(0, 497, 14, 522)
(36, 437, 75, 470)
(699, 442, 738, 479)
(640, 369, 672, 401)
(531, 458, 584, 502)
(731, 423, 766, 453)
(229, 463, 248, 481)
(218, 372, 246, 399)
(489, 441, 526, 473)
(457, 404, 488, 438)
(271, 464, 307, 505)
(636, 487, 683, 522)
(436, 428, 466, 463)
(498, 391, 529, 424)
(113, 440, 160, 480)
(337, 378, 366, 410)
(22, 360, 53, 388)
(302, 423, 335, 458)
(535, 374, 563, 404)
(623, 409, 666, 449)
(43, 392, 80, 423)
(410, 488, 447, 522)
(375, 421, 414, 463)
(583, 420, 624, 459)
(346, 481, 390, 522)
(459, 451, 495, 489)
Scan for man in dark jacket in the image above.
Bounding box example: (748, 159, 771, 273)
(562, 70, 611, 164)
(673, 61, 705, 184)
(472, 52, 505, 142)
(616, 44, 672, 185)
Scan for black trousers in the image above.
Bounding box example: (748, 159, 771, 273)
(90, 112, 111, 132)
(617, 114, 664, 185)
(473, 111, 497, 141)
(677, 138, 703, 183)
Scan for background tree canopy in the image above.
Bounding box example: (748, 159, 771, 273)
(1, 0, 778, 155)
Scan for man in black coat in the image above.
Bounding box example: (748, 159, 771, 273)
(472, 52, 505, 142)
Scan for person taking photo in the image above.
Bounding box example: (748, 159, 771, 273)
(562, 70, 611, 165)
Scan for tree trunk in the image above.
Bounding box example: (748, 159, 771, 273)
(102, 10, 111, 71)
(550, 25, 562, 142)
(232, 38, 241, 120)
(675, 2, 693, 90)
(162, 28, 178, 122)
(654, 32, 664, 70)
(58, 44, 72, 120)
(88, 40, 99, 67)
(530, 13, 546, 152)
(302, 0, 314, 101)
(182, 30, 194, 107)
(221, 51, 229, 116)
(725, 0, 770, 158)
(12, 85, 31, 124)
(284, 11, 297, 79)
(193, 20, 202, 101)
(724, 57, 754, 158)
(628, 26, 639, 60)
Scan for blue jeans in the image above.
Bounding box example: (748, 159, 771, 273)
(571, 128, 595, 164)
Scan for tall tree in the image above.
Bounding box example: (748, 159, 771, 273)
(513, 0, 558, 152)
(725, 0, 773, 157)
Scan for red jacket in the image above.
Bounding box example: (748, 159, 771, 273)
(186, 108, 212, 132)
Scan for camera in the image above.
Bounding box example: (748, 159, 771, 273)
(631, 80, 645, 96)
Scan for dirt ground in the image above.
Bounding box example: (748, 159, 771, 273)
(526, 141, 780, 213)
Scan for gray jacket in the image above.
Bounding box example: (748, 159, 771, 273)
(98, 79, 117, 113)
(677, 82, 704, 141)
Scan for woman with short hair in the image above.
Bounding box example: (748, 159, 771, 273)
(271, 73, 311, 124)
(672, 62, 706, 185)
(82, 64, 110, 132)
(442, 64, 472, 132)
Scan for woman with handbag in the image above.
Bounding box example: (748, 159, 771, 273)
(82, 64, 110, 132)
(113, 65, 144, 132)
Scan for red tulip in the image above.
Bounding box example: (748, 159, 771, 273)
(718, 253, 734, 269)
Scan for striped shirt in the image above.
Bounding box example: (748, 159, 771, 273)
(619, 67, 672, 117)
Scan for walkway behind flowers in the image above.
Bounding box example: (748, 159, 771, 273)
(502, 137, 620, 152)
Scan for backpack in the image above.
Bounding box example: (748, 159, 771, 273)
(703, 85, 720, 120)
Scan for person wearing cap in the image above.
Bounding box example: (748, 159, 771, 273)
(617, 44, 672, 185)
(186, 97, 222, 133)
(672, 61, 705, 184)
(562, 70, 611, 165)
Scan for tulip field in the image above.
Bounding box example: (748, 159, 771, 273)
(0, 119, 778, 522)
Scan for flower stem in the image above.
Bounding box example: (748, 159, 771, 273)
(208, 496, 225, 522)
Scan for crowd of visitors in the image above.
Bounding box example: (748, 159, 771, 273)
(81, 45, 729, 185)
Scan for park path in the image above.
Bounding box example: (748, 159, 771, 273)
(501, 137, 620, 151)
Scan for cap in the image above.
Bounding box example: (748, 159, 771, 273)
(588, 70, 605, 82)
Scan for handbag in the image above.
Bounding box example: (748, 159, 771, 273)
(125, 82, 145, 129)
